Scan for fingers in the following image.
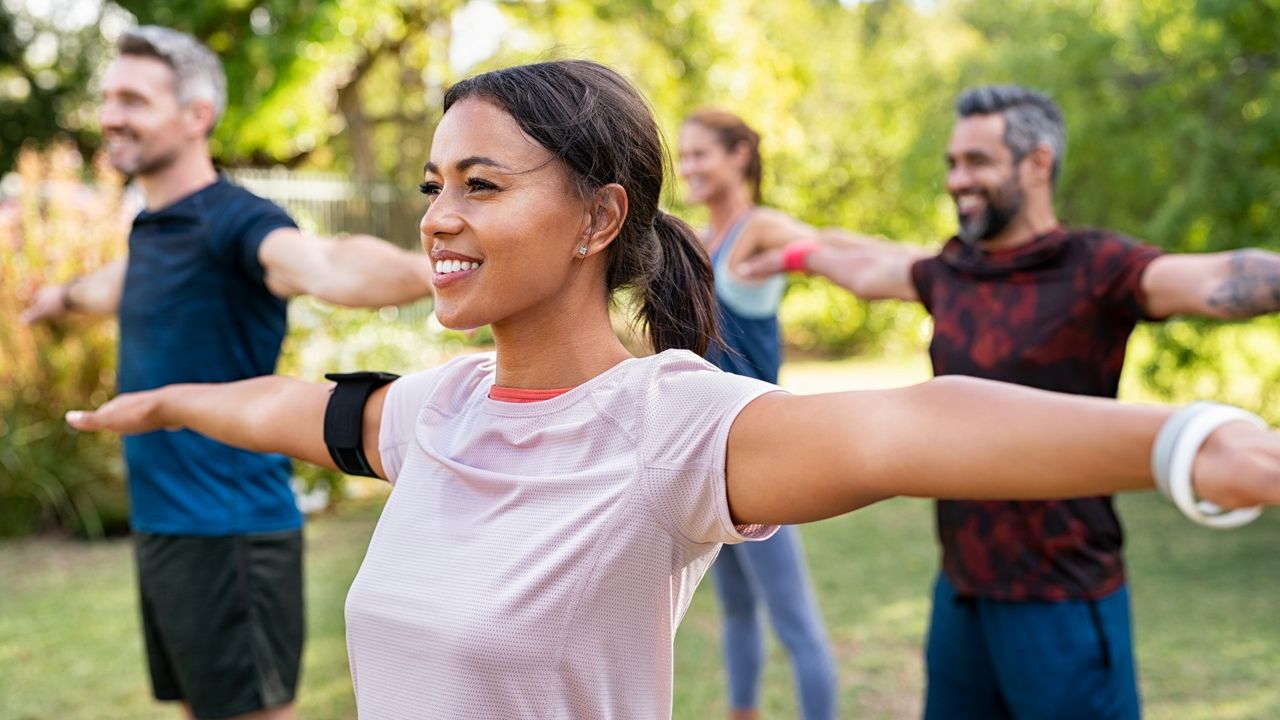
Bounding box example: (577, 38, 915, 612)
(65, 410, 101, 432)
(20, 287, 61, 325)
(20, 301, 49, 325)
(1193, 422, 1280, 511)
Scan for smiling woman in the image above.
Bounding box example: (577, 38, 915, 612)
(65, 59, 1280, 719)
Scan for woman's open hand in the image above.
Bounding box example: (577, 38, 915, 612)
(1193, 421, 1280, 511)
(66, 390, 175, 435)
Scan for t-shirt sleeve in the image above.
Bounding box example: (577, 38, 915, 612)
(639, 357, 784, 546)
(377, 368, 443, 484)
(1092, 234, 1164, 322)
(213, 191, 298, 287)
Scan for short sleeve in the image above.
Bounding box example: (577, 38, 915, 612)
(377, 368, 444, 484)
(204, 185, 299, 287)
(638, 355, 783, 546)
(910, 256, 937, 313)
(1091, 234, 1164, 322)
(233, 198, 297, 285)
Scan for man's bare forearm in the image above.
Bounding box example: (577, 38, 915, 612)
(1206, 249, 1280, 318)
(22, 258, 127, 324)
(69, 258, 127, 314)
(311, 235, 434, 307)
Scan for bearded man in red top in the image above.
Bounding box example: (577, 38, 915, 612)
(744, 85, 1280, 720)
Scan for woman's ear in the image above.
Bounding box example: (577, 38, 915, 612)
(731, 140, 753, 173)
(577, 183, 628, 259)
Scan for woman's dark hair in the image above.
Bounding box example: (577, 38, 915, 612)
(683, 109, 763, 204)
(443, 60, 720, 355)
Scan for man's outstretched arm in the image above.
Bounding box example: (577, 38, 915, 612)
(259, 229, 434, 308)
(1142, 249, 1280, 319)
(22, 258, 128, 323)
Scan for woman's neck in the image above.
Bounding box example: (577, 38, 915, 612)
(490, 299, 632, 390)
(705, 184, 755, 240)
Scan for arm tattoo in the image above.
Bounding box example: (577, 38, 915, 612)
(1206, 250, 1280, 318)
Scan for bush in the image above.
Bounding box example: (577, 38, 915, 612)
(1122, 319, 1280, 424)
(0, 144, 131, 538)
(779, 275, 930, 359)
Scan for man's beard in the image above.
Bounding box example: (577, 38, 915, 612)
(107, 135, 181, 178)
(956, 173, 1024, 245)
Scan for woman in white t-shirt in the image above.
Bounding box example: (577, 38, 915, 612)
(69, 60, 1280, 720)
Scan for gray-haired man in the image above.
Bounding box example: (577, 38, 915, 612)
(24, 26, 434, 720)
(744, 85, 1280, 719)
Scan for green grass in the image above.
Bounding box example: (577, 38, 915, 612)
(0, 500, 382, 720)
(2, 355, 1277, 719)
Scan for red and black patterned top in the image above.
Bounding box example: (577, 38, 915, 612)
(910, 227, 1164, 601)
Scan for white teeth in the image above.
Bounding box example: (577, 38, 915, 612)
(434, 260, 480, 275)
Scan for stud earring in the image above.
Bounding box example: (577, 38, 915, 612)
(578, 245, 588, 257)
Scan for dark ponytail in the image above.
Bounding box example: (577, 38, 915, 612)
(645, 211, 719, 355)
(444, 60, 721, 355)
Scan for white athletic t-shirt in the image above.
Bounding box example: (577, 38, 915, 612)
(344, 349, 781, 719)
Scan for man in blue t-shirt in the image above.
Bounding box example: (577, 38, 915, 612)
(23, 26, 433, 720)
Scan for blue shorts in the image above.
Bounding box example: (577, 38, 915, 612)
(924, 573, 1139, 720)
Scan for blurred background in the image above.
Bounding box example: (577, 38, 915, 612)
(1, 0, 1278, 717)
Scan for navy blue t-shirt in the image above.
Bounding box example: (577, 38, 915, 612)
(118, 177, 301, 535)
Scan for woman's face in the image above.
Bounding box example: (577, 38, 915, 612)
(678, 122, 746, 206)
(420, 98, 592, 330)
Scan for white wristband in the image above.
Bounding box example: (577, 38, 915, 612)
(1151, 402, 1266, 529)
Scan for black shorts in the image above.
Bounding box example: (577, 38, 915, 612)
(135, 530, 305, 719)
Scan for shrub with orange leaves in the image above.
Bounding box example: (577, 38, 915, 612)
(0, 143, 132, 537)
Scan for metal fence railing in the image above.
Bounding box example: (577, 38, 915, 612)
(228, 168, 434, 323)
(228, 168, 424, 251)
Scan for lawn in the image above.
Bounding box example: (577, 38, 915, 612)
(2, 355, 1277, 719)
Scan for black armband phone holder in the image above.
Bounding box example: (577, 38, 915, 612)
(323, 371, 400, 477)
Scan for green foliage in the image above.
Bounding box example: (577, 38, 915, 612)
(0, 4, 119, 172)
(1122, 318, 1280, 424)
(111, 0, 465, 183)
(0, 145, 130, 538)
(780, 277, 930, 359)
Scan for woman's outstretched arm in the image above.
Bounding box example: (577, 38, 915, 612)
(67, 376, 391, 479)
(725, 376, 1280, 525)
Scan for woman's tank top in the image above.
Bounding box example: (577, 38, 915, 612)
(704, 211, 786, 383)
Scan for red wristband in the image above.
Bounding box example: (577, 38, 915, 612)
(782, 241, 819, 273)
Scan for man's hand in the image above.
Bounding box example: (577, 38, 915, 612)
(21, 260, 126, 322)
(21, 285, 69, 324)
